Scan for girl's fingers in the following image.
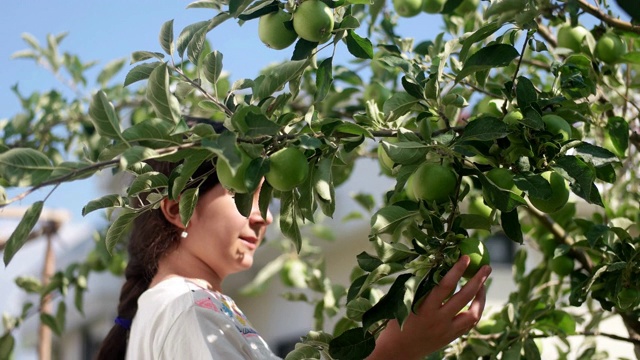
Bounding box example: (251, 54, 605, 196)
(452, 285, 487, 333)
(441, 265, 491, 316)
(423, 256, 470, 311)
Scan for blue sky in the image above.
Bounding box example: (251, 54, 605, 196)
(1, 1, 440, 227)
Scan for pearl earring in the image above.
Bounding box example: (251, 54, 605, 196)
(180, 231, 188, 238)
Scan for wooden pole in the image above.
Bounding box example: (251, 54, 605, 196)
(38, 221, 57, 360)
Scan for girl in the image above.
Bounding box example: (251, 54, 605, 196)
(96, 122, 491, 360)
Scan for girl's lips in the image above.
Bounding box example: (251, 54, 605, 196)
(240, 236, 258, 250)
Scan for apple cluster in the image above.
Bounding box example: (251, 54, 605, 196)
(258, 0, 334, 50)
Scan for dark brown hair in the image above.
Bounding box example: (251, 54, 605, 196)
(96, 118, 225, 360)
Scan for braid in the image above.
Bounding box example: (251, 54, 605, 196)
(95, 210, 179, 360)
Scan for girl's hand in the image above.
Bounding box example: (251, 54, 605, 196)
(367, 255, 491, 360)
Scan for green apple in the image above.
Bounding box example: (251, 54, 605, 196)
(459, 237, 491, 278)
(503, 110, 523, 125)
(393, 0, 423, 17)
(550, 255, 573, 276)
(411, 163, 458, 203)
(423, 0, 446, 13)
(529, 171, 570, 213)
(265, 148, 309, 191)
(293, 0, 334, 43)
(454, 0, 479, 15)
(258, 9, 298, 50)
(468, 196, 492, 218)
(557, 25, 592, 52)
(476, 98, 504, 117)
(542, 114, 572, 142)
(377, 143, 395, 177)
(595, 33, 626, 64)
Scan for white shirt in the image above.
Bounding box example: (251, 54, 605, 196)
(126, 277, 281, 359)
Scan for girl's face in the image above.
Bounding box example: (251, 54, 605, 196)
(180, 183, 273, 282)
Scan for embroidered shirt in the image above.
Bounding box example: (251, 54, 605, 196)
(126, 277, 281, 359)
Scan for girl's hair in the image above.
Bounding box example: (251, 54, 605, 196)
(96, 118, 225, 360)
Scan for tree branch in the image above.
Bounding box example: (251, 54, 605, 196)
(523, 203, 594, 272)
(577, 0, 640, 34)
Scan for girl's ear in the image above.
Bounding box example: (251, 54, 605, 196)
(160, 198, 185, 229)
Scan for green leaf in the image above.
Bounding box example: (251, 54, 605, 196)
(177, 21, 210, 57)
(315, 57, 333, 103)
(501, 208, 523, 244)
(280, 190, 302, 252)
(329, 327, 375, 360)
(130, 51, 164, 64)
(252, 60, 309, 100)
(82, 194, 125, 216)
(346, 298, 372, 322)
(459, 21, 502, 62)
(513, 172, 552, 200)
(119, 146, 159, 170)
(105, 210, 139, 254)
(345, 30, 373, 59)
(382, 92, 420, 121)
(3, 201, 43, 266)
(455, 44, 519, 83)
(89, 90, 124, 140)
(362, 274, 412, 330)
(553, 156, 602, 206)
(0, 332, 15, 360)
(0, 148, 53, 187)
(97, 58, 126, 86)
(284, 344, 321, 360)
(159, 19, 174, 55)
(40, 313, 61, 336)
(314, 157, 335, 217)
(122, 118, 179, 147)
(187, 0, 222, 9)
(170, 149, 213, 199)
(618, 51, 640, 64)
(229, 0, 253, 16)
(243, 112, 281, 137)
(382, 141, 428, 165)
(203, 50, 223, 85)
(607, 116, 629, 156)
(128, 172, 168, 196)
(123, 61, 162, 87)
(370, 205, 416, 235)
(55, 302, 66, 335)
(50, 161, 96, 182)
(233, 191, 254, 217)
(291, 38, 318, 61)
(146, 63, 181, 125)
(179, 188, 199, 227)
(459, 116, 509, 142)
(516, 76, 537, 109)
(356, 252, 383, 272)
(573, 142, 618, 167)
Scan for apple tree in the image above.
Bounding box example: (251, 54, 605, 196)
(1, 0, 639, 359)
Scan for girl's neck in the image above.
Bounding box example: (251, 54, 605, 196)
(151, 251, 224, 292)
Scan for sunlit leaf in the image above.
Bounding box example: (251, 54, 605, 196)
(159, 19, 174, 55)
(146, 63, 181, 125)
(3, 201, 43, 266)
(0, 149, 53, 187)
